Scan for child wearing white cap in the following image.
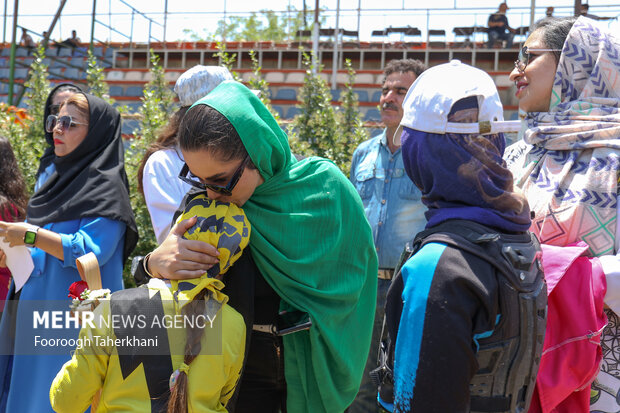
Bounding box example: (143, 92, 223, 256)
(375, 60, 545, 413)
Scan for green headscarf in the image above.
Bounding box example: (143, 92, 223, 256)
(191, 81, 378, 412)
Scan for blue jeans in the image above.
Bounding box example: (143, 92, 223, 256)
(348, 278, 391, 413)
(487, 30, 514, 48)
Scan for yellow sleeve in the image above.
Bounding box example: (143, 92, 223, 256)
(49, 302, 113, 413)
(220, 307, 247, 407)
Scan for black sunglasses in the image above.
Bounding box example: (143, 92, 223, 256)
(179, 154, 251, 196)
(46, 115, 88, 133)
(514, 46, 562, 73)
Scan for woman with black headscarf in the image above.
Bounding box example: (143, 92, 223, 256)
(0, 92, 137, 411)
(35, 83, 82, 180)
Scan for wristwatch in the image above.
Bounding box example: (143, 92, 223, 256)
(23, 225, 40, 247)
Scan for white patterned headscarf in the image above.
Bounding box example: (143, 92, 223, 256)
(505, 17, 620, 257)
(174, 65, 233, 107)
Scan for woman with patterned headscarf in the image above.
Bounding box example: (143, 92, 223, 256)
(506, 16, 620, 412)
(142, 81, 378, 413)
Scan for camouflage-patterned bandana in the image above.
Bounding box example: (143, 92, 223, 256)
(171, 195, 250, 309)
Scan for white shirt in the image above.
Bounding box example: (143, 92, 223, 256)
(142, 147, 192, 244)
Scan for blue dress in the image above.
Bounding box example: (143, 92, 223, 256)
(0, 214, 126, 412)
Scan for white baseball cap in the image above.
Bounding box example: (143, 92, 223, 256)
(398, 60, 519, 143)
(174, 65, 233, 107)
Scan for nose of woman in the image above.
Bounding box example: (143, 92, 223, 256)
(52, 120, 65, 135)
(509, 66, 522, 83)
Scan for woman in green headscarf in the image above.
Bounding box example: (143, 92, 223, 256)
(145, 81, 378, 412)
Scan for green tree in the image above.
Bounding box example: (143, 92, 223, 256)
(140, 52, 176, 136)
(241, 13, 262, 40)
(247, 50, 279, 121)
(122, 51, 176, 287)
(2, 46, 50, 193)
(288, 53, 342, 167)
(185, 7, 324, 42)
(216, 16, 241, 42)
(214, 43, 241, 81)
(337, 59, 368, 175)
(288, 56, 368, 176)
(17, 45, 51, 191)
(85, 49, 113, 104)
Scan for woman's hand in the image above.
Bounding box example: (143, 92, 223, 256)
(147, 216, 220, 280)
(0, 250, 7, 268)
(0, 221, 30, 247)
(0, 221, 64, 260)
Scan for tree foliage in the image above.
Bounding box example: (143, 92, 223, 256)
(288, 54, 367, 176)
(137, 52, 176, 143)
(17, 45, 51, 191)
(247, 50, 279, 121)
(122, 51, 176, 286)
(214, 43, 241, 81)
(184, 7, 324, 42)
(338, 59, 369, 171)
(2, 46, 50, 194)
(288, 54, 339, 165)
(85, 49, 113, 104)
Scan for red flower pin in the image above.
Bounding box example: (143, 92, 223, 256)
(68, 281, 89, 300)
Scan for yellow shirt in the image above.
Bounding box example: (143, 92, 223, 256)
(50, 279, 245, 412)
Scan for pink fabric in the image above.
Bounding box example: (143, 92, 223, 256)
(528, 242, 607, 413)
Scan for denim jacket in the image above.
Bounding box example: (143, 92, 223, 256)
(350, 130, 427, 269)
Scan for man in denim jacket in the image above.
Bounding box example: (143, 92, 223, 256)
(348, 59, 427, 413)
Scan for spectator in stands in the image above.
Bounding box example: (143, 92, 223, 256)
(0, 92, 138, 411)
(19, 28, 35, 49)
(348, 58, 427, 413)
(55, 30, 81, 56)
(0, 136, 28, 305)
(506, 16, 620, 412)
(138, 65, 233, 244)
(487, 2, 516, 48)
(546, 6, 554, 18)
(65, 30, 80, 48)
(138, 81, 377, 413)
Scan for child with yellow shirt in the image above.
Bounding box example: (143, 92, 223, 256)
(50, 196, 249, 412)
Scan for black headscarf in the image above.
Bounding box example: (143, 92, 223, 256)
(27, 92, 138, 261)
(36, 83, 83, 179)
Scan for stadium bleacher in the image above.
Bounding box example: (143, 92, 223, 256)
(0, 19, 525, 121)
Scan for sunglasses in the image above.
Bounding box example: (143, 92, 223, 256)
(514, 46, 562, 73)
(46, 115, 88, 133)
(179, 154, 251, 196)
